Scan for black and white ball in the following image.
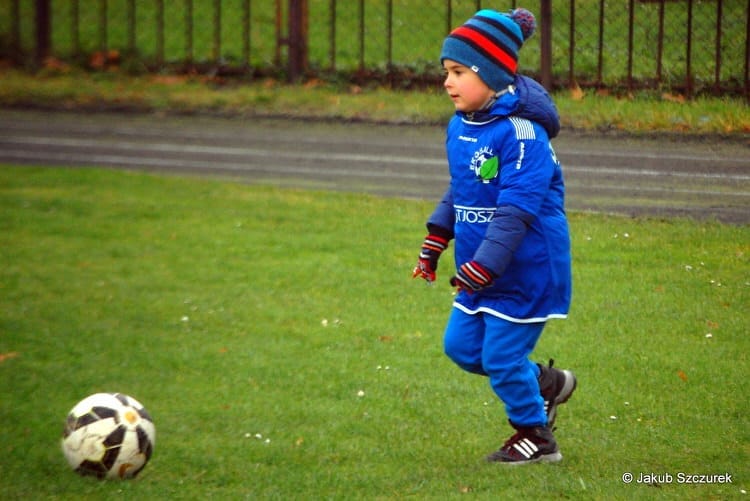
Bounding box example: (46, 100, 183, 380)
(61, 393, 155, 479)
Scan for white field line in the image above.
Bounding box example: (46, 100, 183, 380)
(2, 119, 744, 164)
(0, 136, 440, 167)
(2, 136, 749, 186)
(0, 147, 430, 180)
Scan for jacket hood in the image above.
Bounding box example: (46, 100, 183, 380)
(512, 74, 560, 138)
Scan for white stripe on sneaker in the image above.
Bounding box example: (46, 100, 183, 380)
(513, 438, 539, 459)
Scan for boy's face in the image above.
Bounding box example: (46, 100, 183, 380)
(443, 59, 495, 113)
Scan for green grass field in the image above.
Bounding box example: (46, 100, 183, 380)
(1, 166, 748, 499)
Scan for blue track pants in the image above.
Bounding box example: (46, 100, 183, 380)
(443, 307, 546, 427)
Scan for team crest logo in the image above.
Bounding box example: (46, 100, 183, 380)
(470, 147, 498, 183)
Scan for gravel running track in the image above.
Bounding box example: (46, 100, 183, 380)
(1, 110, 748, 224)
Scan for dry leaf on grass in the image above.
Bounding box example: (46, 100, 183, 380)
(0, 352, 19, 363)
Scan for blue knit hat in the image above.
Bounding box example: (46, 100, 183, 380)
(441, 8, 536, 91)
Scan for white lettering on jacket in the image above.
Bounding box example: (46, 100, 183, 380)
(454, 205, 496, 224)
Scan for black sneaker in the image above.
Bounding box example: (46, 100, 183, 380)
(538, 359, 576, 428)
(486, 425, 562, 465)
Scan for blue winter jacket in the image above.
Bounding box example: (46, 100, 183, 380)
(427, 75, 571, 322)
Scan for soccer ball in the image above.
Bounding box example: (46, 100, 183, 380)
(61, 392, 155, 479)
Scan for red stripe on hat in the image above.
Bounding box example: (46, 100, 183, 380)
(451, 26, 517, 74)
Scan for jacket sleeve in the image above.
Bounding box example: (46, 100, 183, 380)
(426, 188, 455, 239)
(472, 204, 534, 277)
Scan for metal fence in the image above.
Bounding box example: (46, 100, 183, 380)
(2, 0, 748, 98)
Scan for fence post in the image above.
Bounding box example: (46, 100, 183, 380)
(213, 0, 221, 63)
(329, 0, 337, 71)
(746, 0, 750, 101)
(156, 0, 164, 66)
(242, 0, 251, 68)
(127, 0, 136, 56)
(35, 0, 51, 65)
(627, 0, 634, 92)
(568, 0, 576, 87)
(70, 0, 79, 59)
(185, 0, 194, 66)
(686, 0, 694, 98)
(98, 0, 107, 60)
(288, 0, 309, 81)
(539, 0, 552, 89)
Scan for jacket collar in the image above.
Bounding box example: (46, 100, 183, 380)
(461, 85, 519, 124)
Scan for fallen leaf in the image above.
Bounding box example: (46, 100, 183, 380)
(661, 92, 685, 103)
(0, 352, 19, 363)
(304, 78, 323, 89)
(43, 57, 69, 72)
(107, 49, 120, 64)
(89, 51, 106, 69)
(570, 84, 585, 101)
(677, 370, 688, 382)
(151, 75, 188, 85)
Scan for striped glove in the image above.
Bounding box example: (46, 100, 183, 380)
(450, 261, 494, 293)
(412, 234, 449, 283)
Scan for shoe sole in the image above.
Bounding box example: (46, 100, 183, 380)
(547, 370, 577, 428)
(492, 451, 563, 466)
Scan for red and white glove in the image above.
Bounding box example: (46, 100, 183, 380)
(412, 234, 449, 283)
(450, 261, 494, 293)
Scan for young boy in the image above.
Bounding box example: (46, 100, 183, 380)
(413, 8, 576, 464)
